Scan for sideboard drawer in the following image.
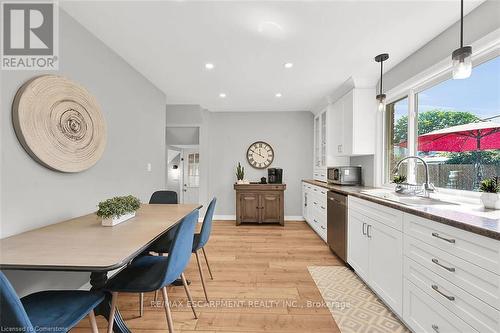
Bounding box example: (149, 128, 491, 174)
(404, 213, 500, 275)
(403, 279, 479, 333)
(404, 234, 500, 310)
(405, 257, 499, 333)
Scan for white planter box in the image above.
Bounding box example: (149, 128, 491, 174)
(101, 212, 136, 227)
(481, 193, 500, 209)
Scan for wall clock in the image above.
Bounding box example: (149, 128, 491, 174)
(246, 141, 274, 169)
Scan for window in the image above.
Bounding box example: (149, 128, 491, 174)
(385, 56, 500, 192)
(187, 153, 200, 187)
(385, 97, 409, 182)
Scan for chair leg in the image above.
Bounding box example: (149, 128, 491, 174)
(88, 310, 99, 333)
(161, 287, 175, 333)
(201, 247, 214, 280)
(107, 292, 118, 333)
(154, 289, 159, 302)
(195, 250, 209, 302)
(139, 292, 144, 317)
(180, 273, 198, 319)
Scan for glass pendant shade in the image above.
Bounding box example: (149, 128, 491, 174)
(376, 94, 386, 112)
(452, 46, 472, 79)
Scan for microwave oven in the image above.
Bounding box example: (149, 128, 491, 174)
(327, 166, 362, 185)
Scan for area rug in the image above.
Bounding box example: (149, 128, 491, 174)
(308, 266, 409, 333)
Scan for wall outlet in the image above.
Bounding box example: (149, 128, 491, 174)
(147, 163, 152, 172)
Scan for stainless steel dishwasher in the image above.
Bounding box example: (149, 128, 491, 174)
(327, 191, 347, 262)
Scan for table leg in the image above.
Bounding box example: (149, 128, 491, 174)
(90, 272, 131, 333)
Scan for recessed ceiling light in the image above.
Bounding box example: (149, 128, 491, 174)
(284, 62, 293, 69)
(219, 93, 226, 98)
(205, 63, 215, 70)
(275, 93, 282, 98)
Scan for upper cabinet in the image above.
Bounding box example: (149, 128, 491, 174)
(331, 88, 376, 156)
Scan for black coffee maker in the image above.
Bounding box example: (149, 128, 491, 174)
(268, 168, 283, 184)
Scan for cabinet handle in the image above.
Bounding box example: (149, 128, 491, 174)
(313, 189, 318, 192)
(321, 206, 326, 210)
(320, 225, 326, 230)
(313, 219, 318, 223)
(431, 284, 455, 301)
(313, 201, 318, 205)
(431, 232, 455, 244)
(321, 191, 326, 194)
(432, 324, 439, 333)
(431, 258, 455, 272)
(362, 222, 367, 235)
(367, 224, 372, 238)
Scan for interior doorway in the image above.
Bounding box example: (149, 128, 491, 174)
(165, 125, 201, 205)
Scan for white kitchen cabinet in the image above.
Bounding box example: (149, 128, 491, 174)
(313, 108, 349, 181)
(348, 196, 404, 316)
(331, 88, 376, 156)
(347, 210, 370, 281)
(302, 182, 327, 242)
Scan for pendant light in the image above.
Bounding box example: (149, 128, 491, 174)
(375, 53, 389, 112)
(452, 0, 472, 79)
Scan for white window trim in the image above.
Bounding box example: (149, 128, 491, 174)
(376, 28, 500, 199)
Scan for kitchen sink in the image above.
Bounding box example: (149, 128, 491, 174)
(360, 189, 458, 207)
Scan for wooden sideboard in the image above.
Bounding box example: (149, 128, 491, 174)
(234, 183, 286, 226)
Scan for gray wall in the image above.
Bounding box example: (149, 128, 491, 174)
(208, 111, 313, 217)
(350, 155, 375, 187)
(1, 10, 166, 295)
(384, 0, 500, 92)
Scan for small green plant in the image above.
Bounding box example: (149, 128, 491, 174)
(236, 162, 245, 181)
(97, 195, 141, 219)
(480, 178, 499, 193)
(392, 174, 407, 184)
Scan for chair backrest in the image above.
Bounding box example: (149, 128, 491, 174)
(163, 210, 199, 285)
(149, 191, 178, 204)
(0, 272, 34, 331)
(194, 197, 216, 251)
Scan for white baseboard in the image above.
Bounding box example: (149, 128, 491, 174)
(213, 215, 305, 221)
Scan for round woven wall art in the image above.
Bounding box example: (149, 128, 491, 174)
(12, 75, 107, 173)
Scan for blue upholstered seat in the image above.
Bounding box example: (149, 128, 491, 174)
(0, 272, 104, 333)
(192, 198, 216, 252)
(105, 209, 198, 293)
(146, 190, 179, 254)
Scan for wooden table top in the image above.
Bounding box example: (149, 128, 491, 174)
(0, 204, 201, 272)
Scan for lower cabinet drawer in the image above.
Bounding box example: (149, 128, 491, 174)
(403, 279, 479, 333)
(308, 207, 327, 242)
(404, 234, 500, 310)
(404, 257, 499, 333)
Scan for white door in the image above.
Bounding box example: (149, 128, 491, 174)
(182, 149, 200, 204)
(368, 218, 403, 315)
(347, 211, 370, 281)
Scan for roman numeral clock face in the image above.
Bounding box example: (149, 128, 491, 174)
(247, 141, 274, 169)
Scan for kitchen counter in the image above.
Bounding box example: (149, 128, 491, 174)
(303, 179, 500, 240)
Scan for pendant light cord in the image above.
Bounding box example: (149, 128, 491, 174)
(460, 0, 464, 48)
(379, 60, 383, 96)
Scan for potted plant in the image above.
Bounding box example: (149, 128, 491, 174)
(392, 174, 407, 193)
(479, 177, 500, 209)
(236, 162, 247, 184)
(97, 195, 141, 226)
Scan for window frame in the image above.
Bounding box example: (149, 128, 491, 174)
(379, 31, 500, 197)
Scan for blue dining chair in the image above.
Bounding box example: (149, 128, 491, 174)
(105, 210, 199, 333)
(192, 197, 217, 302)
(0, 272, 104, 333)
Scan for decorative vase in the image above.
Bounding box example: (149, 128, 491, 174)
(480, 193, 500, 209)
(102, 211, 136, 227)
(236, 179, 245, 184)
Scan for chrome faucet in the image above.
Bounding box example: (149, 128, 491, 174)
(394, 156, 435, 197)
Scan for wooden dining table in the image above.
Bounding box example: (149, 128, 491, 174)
(0, 203, 202, 333)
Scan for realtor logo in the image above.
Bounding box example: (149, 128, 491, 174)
(1, 1, 59, 70)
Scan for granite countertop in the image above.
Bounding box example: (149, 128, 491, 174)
(303, 179, 500, 240)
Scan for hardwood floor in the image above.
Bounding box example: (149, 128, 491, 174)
(73, 221, 344, 332)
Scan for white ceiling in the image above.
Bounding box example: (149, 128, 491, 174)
(61, 1, 483, 112)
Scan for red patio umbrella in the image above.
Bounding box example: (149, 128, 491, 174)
(400, 121, 500, 189)
(416, 121, 500, 152)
